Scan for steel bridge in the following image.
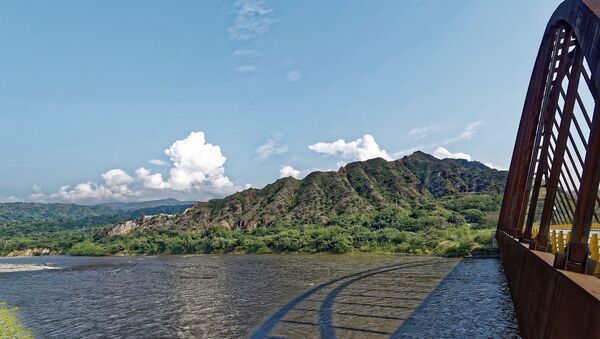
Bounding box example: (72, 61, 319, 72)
(497, 0, 600, 337)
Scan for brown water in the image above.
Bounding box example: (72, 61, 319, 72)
(0, 254, 518, 338)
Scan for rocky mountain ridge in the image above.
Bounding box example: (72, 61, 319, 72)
(111, 152, 507, 235)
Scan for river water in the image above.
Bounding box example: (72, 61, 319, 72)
(0, 254, 519, 338)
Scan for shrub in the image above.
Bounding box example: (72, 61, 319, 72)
(3, 202, 500, 258)
(265, 229, 304, 252)
(441, 194, 502, 212)
(0, 301, 33, 339)
(244, 238, 270, 254)
(479, 212, 500, 229)
(329, 233, 353, 253)
(447, 212, 466, 224)
(462, 209, 485, 224)
(68, 240, 109, 256)
(208, 236, 240, 253)
(433, 240, 474, 257)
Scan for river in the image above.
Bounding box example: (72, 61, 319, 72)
(0, 254, 519, 338)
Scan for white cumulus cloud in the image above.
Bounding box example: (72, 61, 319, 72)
(228, 0, 276, 40)
(0, 196, 20, 203)
(432, 147, 472, 161)
(256, 133, 289, 160)
(29, 131, 238, 204)
(135, 167, 167, 190)
(279, 165, 301, 179)
(51, 182, 131, 203)
(308, 134, 392, 161)
(28, 184, 46, 202)
(102, 169, 134, 187)
(158, 131, 235, 192)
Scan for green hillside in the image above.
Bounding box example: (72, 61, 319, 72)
(123, 152, 506, 233)
(0, 201, 193, 237)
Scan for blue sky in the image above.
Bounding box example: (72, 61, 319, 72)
(0, 0, 562, 203)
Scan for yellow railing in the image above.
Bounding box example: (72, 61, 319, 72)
(549, 223, 600, 230)
(531, 227, 600, 274)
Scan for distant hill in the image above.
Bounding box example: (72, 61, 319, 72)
(95, 198, 194, 211)
(0, 203, 113, 224)
(0, 199, 194, 236)
(120, 152, 507, 233)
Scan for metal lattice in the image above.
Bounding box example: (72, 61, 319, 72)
(498, 0, 600, 274)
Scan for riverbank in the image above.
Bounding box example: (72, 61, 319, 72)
(0, 301, 33, 338)
(4, 248, 59, 257)
(2, 224, 497, 258)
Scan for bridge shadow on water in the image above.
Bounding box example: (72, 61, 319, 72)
(251, 258, 519, 339)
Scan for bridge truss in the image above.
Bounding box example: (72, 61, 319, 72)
(498, 0, 600, 274)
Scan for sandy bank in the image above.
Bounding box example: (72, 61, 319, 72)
(0, 264, 61, 273)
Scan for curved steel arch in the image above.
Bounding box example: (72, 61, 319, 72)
(498, 0, 600, 274)
(549, 0, 600, 91)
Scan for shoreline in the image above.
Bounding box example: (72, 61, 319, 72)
(0, 248, 498, 262)
(1, 251, 420, 258)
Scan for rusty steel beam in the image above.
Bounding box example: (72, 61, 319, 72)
(577, 93, 594, 128)
(559, 140, 600, 223)
(549, 150, 577, 223)
(498, 30, 556, 235)
(570, 104, 600, 245)
(498, 0, 600, 281)
(549, 126, 581, 222)
(552, 180, 571, 224)
(524, 29, 574, 245)
(563, 137, 600, 223)
(499, 0, 600, 275)
(498, 0, 600, 252)
(559, 172, 579, 217)
(556, 189, 573, 223)
(519, 29, 568, 239)
(550, 153, 579, 222)
(522, 122, 551, 239)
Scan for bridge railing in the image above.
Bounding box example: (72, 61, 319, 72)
(498, 0, 600, 275)
(531, 227, 600, 275)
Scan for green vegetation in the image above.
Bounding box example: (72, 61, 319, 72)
(109, 223, 494, 257)
(439, 193, 502, 229)
(166, 152, 506, 231)
(0, 198, 498, 257)
(0, 301, 33, 339)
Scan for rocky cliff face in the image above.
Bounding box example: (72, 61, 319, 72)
(397, 151, 506, 197)
(112, 152, 507, 234)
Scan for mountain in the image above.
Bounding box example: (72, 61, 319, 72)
(94, 198, 194, 211)
(116, 152, 507, 234)
(398, 151, 506, 197)
(0, 203, 113, 224)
